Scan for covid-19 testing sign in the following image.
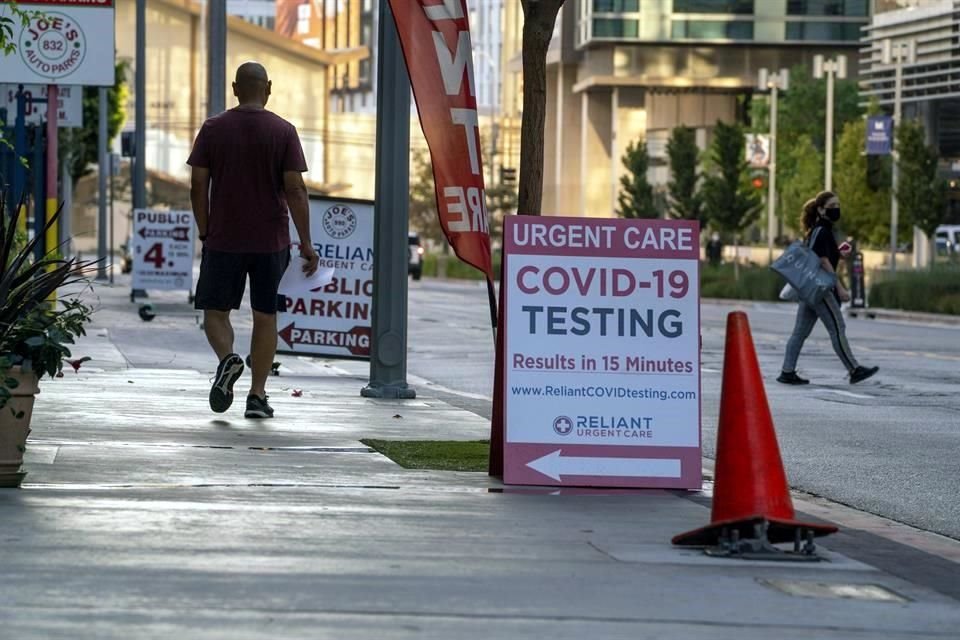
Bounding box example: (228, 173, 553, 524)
(502, 216, 701, 489)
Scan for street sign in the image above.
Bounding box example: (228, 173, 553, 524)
(277, 196, 374, 359)
(131, 209, 196, 292)
(501, 216, 702, 489)
(866, 116, 893, 155)
(4, 1, 116, 86)
(0, 84, 82, 127)
(746, 133, 770, 168)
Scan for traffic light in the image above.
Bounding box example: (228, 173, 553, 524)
(752, 176, 765, 190)
(499, 166, 517, 185)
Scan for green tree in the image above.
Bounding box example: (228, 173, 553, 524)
(486, 181, 517, 244)
(616, 140, 657, 219)
(833, 118, 890, 247)
(897, 119, 947, 238)
(701, 121, 762, 238)
(0, 2, 39, 56)
(666, 126, 702, 222)
(778, 135, 823, 236)
(59, 61, 130, 186)
(408, 148, 444, 246)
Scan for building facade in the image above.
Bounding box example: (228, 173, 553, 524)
(502, 0, 870, 217)
(860, 0, 960, 159)
(227, 0, 278, 30)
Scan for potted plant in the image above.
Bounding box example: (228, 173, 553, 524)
(0, 194, 95, 487)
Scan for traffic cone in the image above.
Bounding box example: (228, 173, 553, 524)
(673, 311, 837, 547)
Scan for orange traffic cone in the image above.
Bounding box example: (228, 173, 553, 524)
(673, 311, 836, 548)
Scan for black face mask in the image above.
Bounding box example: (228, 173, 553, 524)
(823, 207, 841, 223)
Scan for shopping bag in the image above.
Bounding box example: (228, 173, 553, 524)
(770, 228, 836, 306)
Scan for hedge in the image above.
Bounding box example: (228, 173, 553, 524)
(868, 267, 960, 315)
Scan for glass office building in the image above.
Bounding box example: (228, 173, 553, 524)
(499, 0, 871, 218)
(580, 0, 869, 45)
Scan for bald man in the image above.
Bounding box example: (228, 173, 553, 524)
(187, 62, 319, 419)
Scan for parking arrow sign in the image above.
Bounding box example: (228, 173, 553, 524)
(526, 450, 682, 482)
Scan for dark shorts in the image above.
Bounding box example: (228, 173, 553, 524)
(195, 248, 290, 314)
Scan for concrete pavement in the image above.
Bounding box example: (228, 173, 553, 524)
(1, 279, 959, 638)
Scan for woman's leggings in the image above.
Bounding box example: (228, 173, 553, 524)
(782, 293, 860, 374)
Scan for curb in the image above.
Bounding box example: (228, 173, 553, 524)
(846, 307, 960, 326)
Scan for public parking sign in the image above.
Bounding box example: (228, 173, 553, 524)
(277, 196, 373, 359)
(131, 209, 196, 292)
(4, 1, 116, 86)
(502, 216, 701, 489)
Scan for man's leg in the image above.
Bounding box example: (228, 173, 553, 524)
(204, 309, 235, 361)
(195, 249, 247, 413)
(249, 310, 277, 398)
(244, 248, 289, 419)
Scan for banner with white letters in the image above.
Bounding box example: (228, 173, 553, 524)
(387, 0, 493, 282)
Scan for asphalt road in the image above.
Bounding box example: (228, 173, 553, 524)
(405, 279, 960, 541)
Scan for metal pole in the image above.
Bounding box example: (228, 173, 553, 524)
(891, 49, 902, 273)
(825, 64, 835, 192)
(45, 85, 58, 258)
(109, 154, 116, 284)
(207, 0, 227, 117)
(134, 0, 146, 210)
(361, 0, 415, 399)
(767, 80, 778, 265)
(97, 87, 108, 280)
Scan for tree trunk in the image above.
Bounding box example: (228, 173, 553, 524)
(518, 0, 563, 216)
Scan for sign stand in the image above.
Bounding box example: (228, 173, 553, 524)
(499, 216, 702, 489)
(277, 196, 374, 360)
(130, 209, 196, 308)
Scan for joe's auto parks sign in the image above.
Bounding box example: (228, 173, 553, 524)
(3, 0, 115, 86)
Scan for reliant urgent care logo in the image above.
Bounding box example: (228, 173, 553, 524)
(18, 12, 86, 81)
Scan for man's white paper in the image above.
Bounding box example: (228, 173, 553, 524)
(279, 259, 335, 296)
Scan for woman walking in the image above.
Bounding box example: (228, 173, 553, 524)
(777, 191, 879, 385)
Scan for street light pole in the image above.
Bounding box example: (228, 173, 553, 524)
(768, 81, 778, 265)
(814, 55, 847, 195)
(759, 68, 789, 265)
(883, 39, 914, 272)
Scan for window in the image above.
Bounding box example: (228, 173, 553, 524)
(786, 0, 868, 16)
(593, 0, 640, 11)
(592, 18, 639, 37)
(672, 0, 754, 14)
(785, 21, 862, 41)
(671, 19, 753, 39)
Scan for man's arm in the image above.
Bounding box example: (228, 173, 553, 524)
(190, 166, 210, 240)
(283, 170, 319, 276)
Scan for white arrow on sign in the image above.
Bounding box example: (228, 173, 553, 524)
(526, 450, 681, 482)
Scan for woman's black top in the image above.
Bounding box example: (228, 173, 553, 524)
(808, 219, 840, 270)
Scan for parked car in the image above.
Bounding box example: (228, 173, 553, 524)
(935, 225, 960, 256)
(408, 232, 424, 280)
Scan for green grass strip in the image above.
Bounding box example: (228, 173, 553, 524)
(362, 439, 490, 472)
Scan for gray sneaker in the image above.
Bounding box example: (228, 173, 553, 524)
(209, 354, 244, 413)
(245, 394, 274, 419)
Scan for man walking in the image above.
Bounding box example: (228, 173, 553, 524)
(188, 61, 319, 419)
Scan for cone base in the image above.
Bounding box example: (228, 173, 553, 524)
(671, 515, 838, 547)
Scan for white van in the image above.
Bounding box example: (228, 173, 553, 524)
(935, 225, 960, 256)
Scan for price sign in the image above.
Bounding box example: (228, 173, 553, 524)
(502, 216, 701, 489)
(131, 209, 196, 292)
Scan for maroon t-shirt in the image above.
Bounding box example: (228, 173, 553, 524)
(187, 107, 308, 253)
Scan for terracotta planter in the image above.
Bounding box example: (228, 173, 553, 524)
(0, 368, 39, 488)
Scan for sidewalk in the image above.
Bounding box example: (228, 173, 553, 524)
(1, 280, 959, 639)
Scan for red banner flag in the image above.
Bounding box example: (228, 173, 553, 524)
(387, 0, 493, 282)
